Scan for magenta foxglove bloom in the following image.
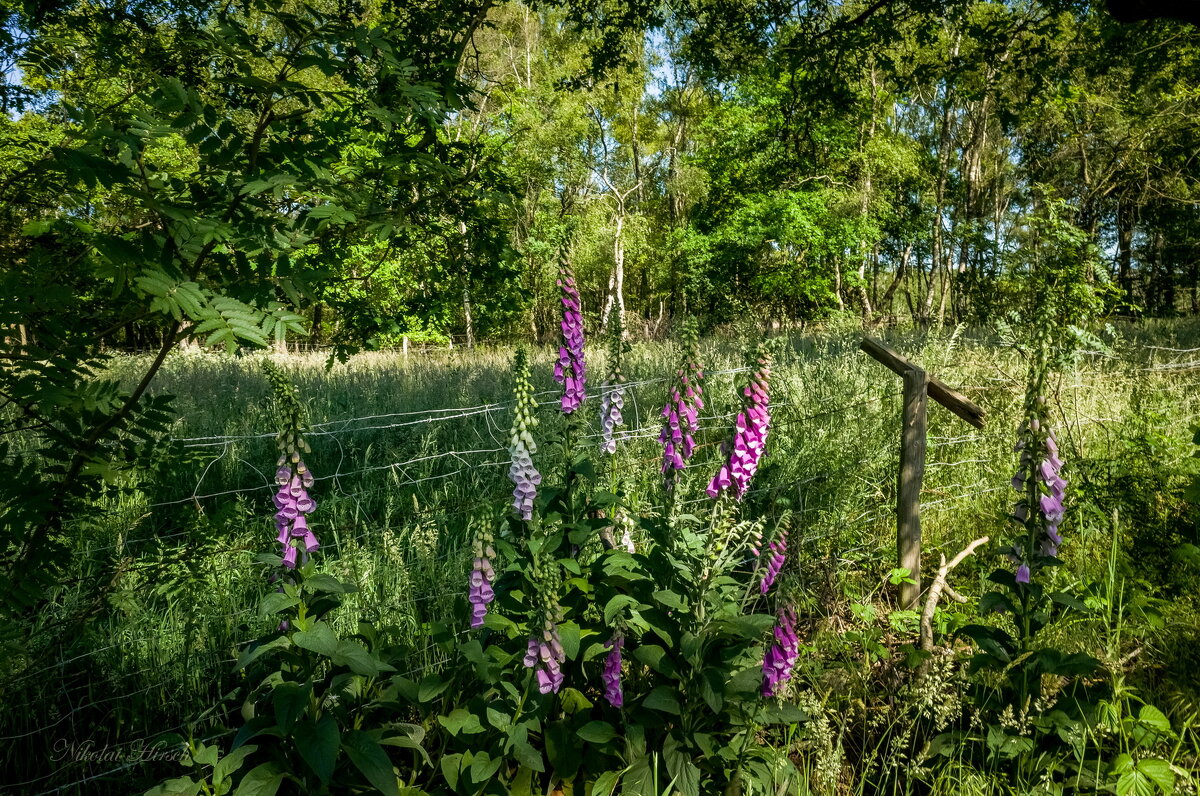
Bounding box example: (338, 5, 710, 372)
(708, 343, 772, 501)
(273, 462, 318, 569)
(762, 606, 799, 697)
(660, 319, 705, 490)
(601, 631, 624, 708)
(469, 530, 497, 628)
(553, 265, 586, 414)
(523, 616, 566, 694)
(507, 348, 541, 521)
(759, 528, 787, 595)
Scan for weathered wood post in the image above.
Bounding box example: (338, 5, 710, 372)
(860, 337, 986, 610)
(898, 366, 928, 609)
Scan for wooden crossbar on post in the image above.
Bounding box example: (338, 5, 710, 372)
(860, 337, 986, 609)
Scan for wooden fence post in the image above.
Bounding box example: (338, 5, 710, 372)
(898, 366, 928, 609)
(859, 337, 986, 610)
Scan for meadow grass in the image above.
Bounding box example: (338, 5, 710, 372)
(5, 321, 1200, 793)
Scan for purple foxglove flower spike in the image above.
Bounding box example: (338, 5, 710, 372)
(762, 606, 799, 697)
(601, 631, 624, 708)
(468, 529, 498, 628)
(553, 264, 586, 414)
(708, 342, 772, 501)
(264, 361, 319, 570)
(507, 348, 541, 521)
(524, 614, 566, 694)
(660, 317, 705, 490)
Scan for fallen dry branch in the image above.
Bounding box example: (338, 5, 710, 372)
(920, 536, 990, 654)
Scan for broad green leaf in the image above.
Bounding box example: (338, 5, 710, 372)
(292, 623, 338, 657)
(577, 721, 617, 743)
(270, 682, 309, 731)
(439, 753, 463, 790)
(559, 687, 593, 714)
(237, 637, 290, 670)
(642, 686, 682, 714)
(305, 574, 350, 593)
(145, 776, 202, 796)
(604, 595, 641, 624)
(438, 708, 485, 736)
(342, 730, 399, 796)
(232, 763, 283, 796)
(592, 770, 622, 796)
(332, 639, 389, 676)
(293, 716, 339, 785)
(469, 750, 502, 784)
(1135, 758, 1175, 793)
(417, 674, 450, 702)
(664, 736, 700, 796)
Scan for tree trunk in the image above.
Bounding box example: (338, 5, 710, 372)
(1117, 198, 1135, 309)
(602, 209, 627, 331)
(879, 243, 913, 324)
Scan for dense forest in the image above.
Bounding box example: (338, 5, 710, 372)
(4, 0, 1200, 353)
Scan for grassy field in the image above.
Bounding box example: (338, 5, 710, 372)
(5, 321, 1200, 794)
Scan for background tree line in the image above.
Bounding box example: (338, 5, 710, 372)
(2, 0, 1199, 355)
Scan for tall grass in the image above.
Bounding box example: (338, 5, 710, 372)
(5, 322, 1200, 793)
